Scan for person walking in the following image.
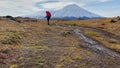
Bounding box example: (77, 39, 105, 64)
(46, 11, 51, 25)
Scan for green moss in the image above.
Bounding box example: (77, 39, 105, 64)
(19, 57, 24, 61)
(60, 56, 74, 63)
(56, 64, 64, 68)
(19, 63, 25, 67)
(9, 64, 18, 68)
(74, 53, 82, 60)
(26, 45, 49, 49)
(36, 55, 45, 65)
(85, 31, 100, 37)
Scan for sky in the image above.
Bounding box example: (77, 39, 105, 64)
(0, 0, 119, 17)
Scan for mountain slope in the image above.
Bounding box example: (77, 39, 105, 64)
(52, 4, 101, 20)
(26, 10, 55, 19)
(27, 4, 101, 20)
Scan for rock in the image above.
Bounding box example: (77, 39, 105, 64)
(0, 53, 6, 59)
(101, 23, 105, 25)
(5, 15, 21, 23)
(61, 31, 72, 37)
(117, 16, 120, 20)
(110, 19, 118, 23)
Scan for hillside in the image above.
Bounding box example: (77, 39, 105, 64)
(0, 17, 120, 68)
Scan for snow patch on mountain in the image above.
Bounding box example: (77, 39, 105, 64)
(27, 4, 102, 20)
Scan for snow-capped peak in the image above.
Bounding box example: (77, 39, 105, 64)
(27, 4, 101, 20)
(63, 4, 83, 10)
(52, 4, 101, 19)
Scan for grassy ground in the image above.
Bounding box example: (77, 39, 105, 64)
(57, 18, 120, 35)
(0, 18, 120, 68)
(56, 18, 120, 53)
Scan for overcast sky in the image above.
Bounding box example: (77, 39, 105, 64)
(0, 0, 119, 17)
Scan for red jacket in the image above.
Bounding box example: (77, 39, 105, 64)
(46, 11, 51, 17)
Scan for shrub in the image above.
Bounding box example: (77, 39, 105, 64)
(1, 33, 22, 45)
(61, 31, 72, 37)
(5, 15, 20, 23)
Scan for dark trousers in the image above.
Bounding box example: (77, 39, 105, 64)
(47, 16, 51, 25)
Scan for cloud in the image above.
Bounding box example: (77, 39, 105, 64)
(0, 0, 38, 10)
(37, 2, 79, 10)
(0, 0, 111, 16)
(0, 0, 40, 16)
(35, 0, 111, 10)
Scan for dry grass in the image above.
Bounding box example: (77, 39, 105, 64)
(59, 18, 120, 35)
(0, 18, 120, 68)
(56, 18, 120, 52)
(0, 18, 81, 68)
(85, 31, 120, 52)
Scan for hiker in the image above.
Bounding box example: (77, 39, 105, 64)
(45, 11, 51, 25)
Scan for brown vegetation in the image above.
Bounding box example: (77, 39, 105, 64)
(0, 17, 120, 68)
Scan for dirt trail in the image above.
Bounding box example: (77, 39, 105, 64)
(79, 26, 120, 42)
(73, 28, 120, 60)
(55, 24, 120, 59)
